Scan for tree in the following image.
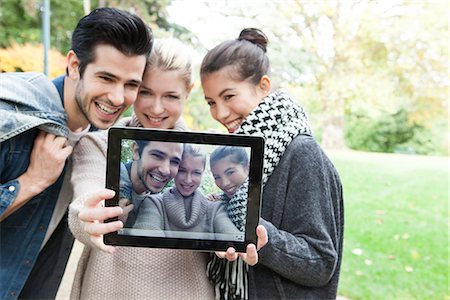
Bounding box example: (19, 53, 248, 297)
(0, 0, 85, 52)
(0, 0, 194, 53)
(182, 0, 448, 153)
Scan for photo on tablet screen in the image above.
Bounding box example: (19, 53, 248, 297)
(119, 139, 250, 241)
(104, 128, 264, 252)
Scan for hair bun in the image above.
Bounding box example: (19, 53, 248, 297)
(238, 28, 268, 53)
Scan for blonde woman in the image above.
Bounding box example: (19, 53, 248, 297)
(68, 38, 266, 299)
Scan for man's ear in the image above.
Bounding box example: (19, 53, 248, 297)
(67, 50, 80, 80)
(132, 143, 140, 161)
(259, 75, 271, 96)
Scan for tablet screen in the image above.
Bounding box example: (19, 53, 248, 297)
(104, 127, 264, 252)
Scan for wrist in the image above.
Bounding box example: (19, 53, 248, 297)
(18, 172, 49, 197)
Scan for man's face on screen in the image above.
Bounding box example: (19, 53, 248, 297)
(132, 141, 183, 194)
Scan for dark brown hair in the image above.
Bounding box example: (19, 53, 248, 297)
(200, 28, 269, 85)
(70, 7, 153, 77)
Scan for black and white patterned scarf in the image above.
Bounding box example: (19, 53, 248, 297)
(206, 90, 312, 299)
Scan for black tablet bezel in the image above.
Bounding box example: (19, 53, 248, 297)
(104, 127, 264, 252)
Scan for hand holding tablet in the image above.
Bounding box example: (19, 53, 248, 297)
(216, 224, 268, 265)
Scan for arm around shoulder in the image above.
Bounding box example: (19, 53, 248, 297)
(0, 130, 72, 220)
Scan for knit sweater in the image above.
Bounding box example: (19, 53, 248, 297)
(248, 134, 344, 299)
(134, 187, 240, 237)
(68, 118, 214, 299)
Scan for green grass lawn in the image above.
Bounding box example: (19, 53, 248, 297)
(327, 150, 449, 300)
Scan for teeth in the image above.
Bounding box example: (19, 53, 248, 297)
(150, 173, 166, 183)
(226, 186, 236, 194)
(225, 119, 241, 132)
(146, 115, 164, 122)
(97, 103, 120, 114)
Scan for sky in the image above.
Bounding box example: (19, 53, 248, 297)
(167, 0, 269, 49)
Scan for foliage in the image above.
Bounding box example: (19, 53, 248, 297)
(330, 150, 448, 299)
(0, 0, 85, 53)
(198, 169, 221, 196)
(0, 0, 42, 48)
(1, 1, 447, 156)
(120, 139, 134, 163)
(179, 0, 448, 155)
(345, 108, 416, 153)
(0, 0, 194, 54)
(0, 42, 66, 77)
(397, 119, 449, 156)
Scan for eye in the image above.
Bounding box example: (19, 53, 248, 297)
(170, 159, 180, 167)
(224, 94, 234, 101)
(126, 82, 140, 90)
(151, 153, 164, 160)
(99, 75, 114, 82)
(165, 95, 180, 100)
(225, 170, 235, 176)
(138, 89, 152, 97)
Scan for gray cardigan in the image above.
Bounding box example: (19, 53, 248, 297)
(134, 187, 240, 236)
(249, 135, 344, 299)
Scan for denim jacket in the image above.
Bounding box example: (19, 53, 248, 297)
(0, 72, 68, 299)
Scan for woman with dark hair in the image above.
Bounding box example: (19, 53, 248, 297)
(201, 28, 344, 299)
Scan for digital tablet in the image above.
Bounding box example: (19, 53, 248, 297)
(104, 127, 264, 252)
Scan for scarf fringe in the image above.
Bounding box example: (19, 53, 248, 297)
(207, 254, 248, 300)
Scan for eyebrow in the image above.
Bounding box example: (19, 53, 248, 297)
(149, 149, 167, 158)
(224, 167, 236, 173)
(139, 85, 180, 95)
(96, 71, 142, 85)
(219, 88, 234, 97)
(204, 88, 234, 100)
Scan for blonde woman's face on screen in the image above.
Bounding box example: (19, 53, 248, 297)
(175, 154, 205, 197)
(134, 68, 188, 129)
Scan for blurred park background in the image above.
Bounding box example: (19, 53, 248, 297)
(1, 0, 448, 299)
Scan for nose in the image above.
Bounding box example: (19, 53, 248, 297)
(220, 177, 231, 190)
(158, 160, 171, 177)
(214, 103, 230, 123)
(109, 85, 125, 106)
(150, 98, 165, 115)
(185, 173, 192, 184)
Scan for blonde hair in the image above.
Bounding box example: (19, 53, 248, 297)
(182, 144, 207, 169)
(147, 38, 193, 90)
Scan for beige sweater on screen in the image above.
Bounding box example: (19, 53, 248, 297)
(68, 120, 214, 300)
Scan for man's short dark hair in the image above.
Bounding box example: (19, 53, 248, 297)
(134, 140, 185, 158)
(135, 140, 151, 157)
(70, 7, 153, 76)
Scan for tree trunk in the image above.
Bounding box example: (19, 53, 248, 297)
(83, 0, 90, 15)
(321, 116, 346, 150)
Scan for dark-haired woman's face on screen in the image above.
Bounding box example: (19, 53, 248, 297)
(202, 66, 266, 133)
(211, 155, 249, 198)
